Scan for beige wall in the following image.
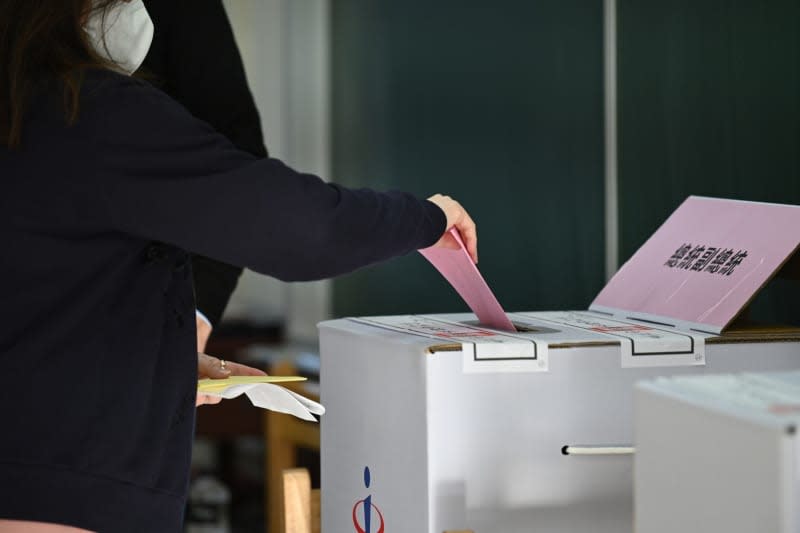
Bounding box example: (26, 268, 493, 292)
(221, 0, 331, 342)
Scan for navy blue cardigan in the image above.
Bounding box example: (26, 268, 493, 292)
(0, 71, 445, 532)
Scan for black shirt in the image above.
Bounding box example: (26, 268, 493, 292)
(0, 71, 445, 532)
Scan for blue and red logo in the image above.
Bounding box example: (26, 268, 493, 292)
(352, 466, 385, 533)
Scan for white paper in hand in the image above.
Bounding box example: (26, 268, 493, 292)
(199, 377, 325, 422)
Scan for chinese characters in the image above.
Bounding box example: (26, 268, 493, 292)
(664, 244, 748, 276)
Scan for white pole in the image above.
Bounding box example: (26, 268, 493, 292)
(604, 0, 619, 280)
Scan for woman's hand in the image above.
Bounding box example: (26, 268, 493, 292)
(427, 194, 478, 263)
(196, 352, 267, 406)
(196, 313, 212, 353)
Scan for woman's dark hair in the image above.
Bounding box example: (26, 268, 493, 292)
(0, 0, 119, 148)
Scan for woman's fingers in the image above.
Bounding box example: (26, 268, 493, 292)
(197, 352, 230, 379)
(427, 194, 478, 263)
(198, 352, 268, 379)
(196, 394, 222, 406)
(220, 360, 268, 377)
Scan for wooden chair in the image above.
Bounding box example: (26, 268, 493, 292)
(283, 468, 320, 533)
(282, 468, 473, 533)
(267, 361, 321, 533)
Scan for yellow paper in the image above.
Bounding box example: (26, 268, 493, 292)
(198, 375, 306, 393)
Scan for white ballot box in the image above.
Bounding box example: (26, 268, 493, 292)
(320, 197, 800, 532)
(319, 314, 800, 533)
(635, 370, 800, 533)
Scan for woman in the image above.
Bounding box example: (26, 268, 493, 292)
(0, 1, 478, 532)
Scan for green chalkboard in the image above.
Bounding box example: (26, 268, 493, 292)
(331, 1, 606, 317)
(618, 0, 800, 323)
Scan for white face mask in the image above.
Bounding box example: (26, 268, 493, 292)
(85, 0, 154, 75)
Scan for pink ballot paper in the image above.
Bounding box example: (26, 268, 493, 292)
(420, 228, 517, 332)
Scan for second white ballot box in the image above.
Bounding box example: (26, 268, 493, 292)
(635, 370, 800, 533)
(320, 197, 800, 532)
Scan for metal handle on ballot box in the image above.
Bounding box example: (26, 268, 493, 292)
(561, 445, 635, 456)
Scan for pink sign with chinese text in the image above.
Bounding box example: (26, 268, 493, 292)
(591, 196, 800, 334)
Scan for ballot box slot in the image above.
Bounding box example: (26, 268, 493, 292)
(624, 316, 676, 329)
(460, 319, 560, 335)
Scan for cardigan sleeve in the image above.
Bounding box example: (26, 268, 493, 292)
(142, 0, 268, 324)
(92, 76, 446, 282)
